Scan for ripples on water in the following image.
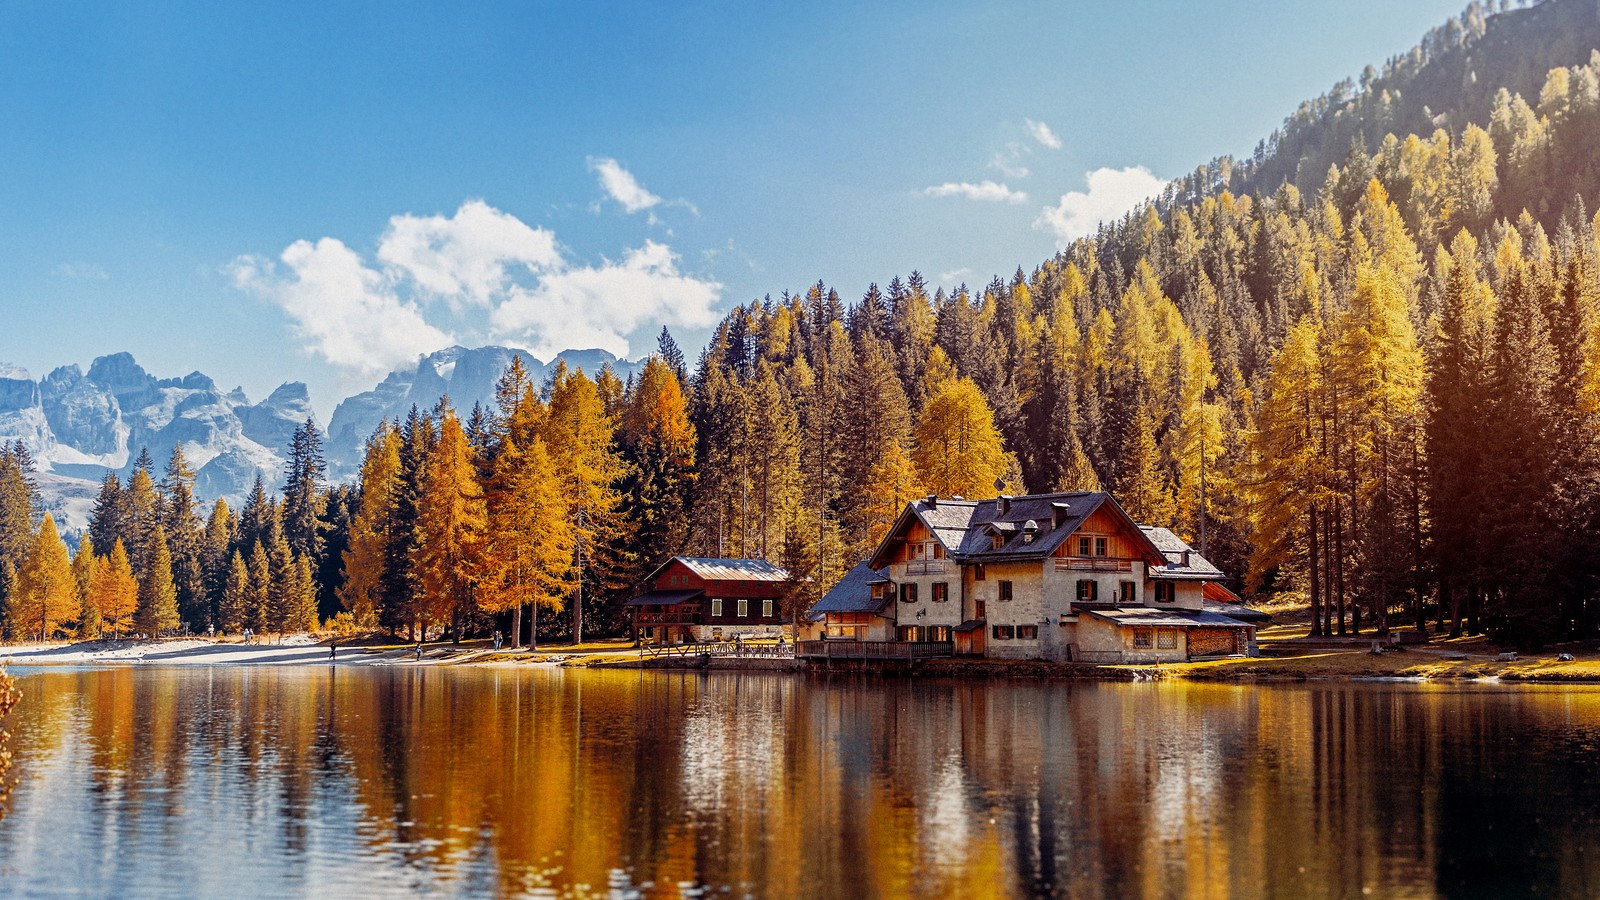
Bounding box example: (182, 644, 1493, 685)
(1, 667, 1599, 898)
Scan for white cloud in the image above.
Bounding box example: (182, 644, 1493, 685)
(1035, 166, 1166, 247)
(377, 200, 560, 307)
(490, 240, 720, 359)
(56, 262, 108, 281)
(938, 267, 971, 284)
(1025, 118, 1062, 150)
(230, 239, 454, 378)
(922, 181, 1029, 204)
(234, 200, 722, 376)
(588, 157, 662, 213)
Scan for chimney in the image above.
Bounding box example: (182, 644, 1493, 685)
(1051, 503, 1068, 530)
(926, 494, 938, 509)
(1181, 550, 1191, 567)
(998, 495, 1012, 515)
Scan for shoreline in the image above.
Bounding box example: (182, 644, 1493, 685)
(6, 637, 1600, 685)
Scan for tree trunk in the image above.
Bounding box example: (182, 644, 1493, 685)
(1309, 503, 1323, 637)
(512, 603, 523, 650)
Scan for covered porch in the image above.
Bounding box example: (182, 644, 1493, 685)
(627, 589, 706, 645)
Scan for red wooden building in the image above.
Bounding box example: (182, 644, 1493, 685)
(626, 557, 790, 645)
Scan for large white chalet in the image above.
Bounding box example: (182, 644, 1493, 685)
(801, 491, 1260, 664)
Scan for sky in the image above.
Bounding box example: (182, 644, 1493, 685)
(0, 0, 1471, 418)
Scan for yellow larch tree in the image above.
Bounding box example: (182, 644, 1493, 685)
(338, 423, 401, 626)
(14, 514, 76, 642)
(412, 409, 487, 635)
(914, 377, 1009, 499)
(92, 539, 139, 640)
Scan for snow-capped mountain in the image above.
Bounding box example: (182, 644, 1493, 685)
(0, 347, 641, 535)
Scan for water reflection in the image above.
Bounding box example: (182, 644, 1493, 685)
(1, 668, 1599, 898)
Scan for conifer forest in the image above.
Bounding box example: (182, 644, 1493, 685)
(3, 0, 1600, 650)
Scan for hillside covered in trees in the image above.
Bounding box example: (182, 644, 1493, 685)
(1, 0, 1599, 649)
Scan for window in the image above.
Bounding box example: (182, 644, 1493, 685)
(976, 600, 986, 619)
(1119, 580, 1135, 602)
(912, 540, 944, 561)
(1076, 580, 1097, 602)
(933, 582, 949, 603)
(711, 598, 724, 617)
(1133, 627, 1153, 649)
(991, 625, 1014, 640)
(737, 598, 749, 618)
(1154, 582, 1175, 603)
(1017, 624, 1039, 640)
(1157, 630, 1178, 650)
(762, 598, 774, 618)
(998, 580, 1013, 603)
(991, 534, 1004, 550)
(898, 625, 923, 642)
(899, 583, 918, 603)
(1095, 537, 1108, 557)
(929, 626, 951, 642)
(1078, 537, 1091, 556)
(974, 564, 986, 581)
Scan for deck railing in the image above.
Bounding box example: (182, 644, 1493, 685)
(797, 640, 954, 660)
(903, 560, 951, 576)
(1054, 558, 1135, 573)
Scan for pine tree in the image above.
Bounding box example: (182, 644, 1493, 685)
(136, 524, 180, 638)
(281, 417, 327, 560)
(71, 540, 99, 639)
(380, 407, 433, 638)
(247, 542, 272, 634)
(237, 475, 275, 554)
(87, 472, 124, 557)
(200, 499, 235, 632)
(158, 445, 205, 631)
(219, 551, 250, 634)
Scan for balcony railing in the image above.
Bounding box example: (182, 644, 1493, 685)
(1054, 558, 1135, 573)
(904, 560, 951, 576)
(797, 640, 954, 660)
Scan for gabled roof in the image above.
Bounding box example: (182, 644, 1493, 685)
(1139, 526, 1225, 580)
(868, 492, 1169, 567)
(954, 492, 1165, 564)
(646, 556, 790, 583)
(866, 497, 979, 568)
(805, 560, 893, 620)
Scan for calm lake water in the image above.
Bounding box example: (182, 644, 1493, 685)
(0, 667, 1597, 899)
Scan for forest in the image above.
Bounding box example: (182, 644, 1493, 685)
(0, 0, 1598, 648)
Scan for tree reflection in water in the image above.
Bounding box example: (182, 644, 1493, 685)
(0, 669, 1599, 898)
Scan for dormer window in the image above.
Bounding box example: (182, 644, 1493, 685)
(991, 534, 1004, 550)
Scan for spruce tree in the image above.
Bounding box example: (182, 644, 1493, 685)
(136, 525, 180, 638)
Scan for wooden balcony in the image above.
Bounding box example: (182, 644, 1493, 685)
(1054, 557, 1136, 573)
(904, 560, 951, 576)
(797, 640, 954, 660)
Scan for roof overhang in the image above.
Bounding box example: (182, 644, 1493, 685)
(624, 588, 706, 607)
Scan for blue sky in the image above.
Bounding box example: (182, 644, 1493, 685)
(0, 0, 1468, 416)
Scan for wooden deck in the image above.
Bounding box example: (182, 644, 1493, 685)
(797, 640, 954, 660)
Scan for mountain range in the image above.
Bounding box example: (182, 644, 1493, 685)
(0, 346, 641, 534)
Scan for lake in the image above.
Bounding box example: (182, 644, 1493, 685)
(0, 666, 1597, 898)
